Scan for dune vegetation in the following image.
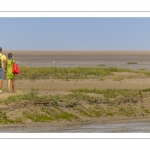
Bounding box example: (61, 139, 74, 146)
(16, 66, 149, 80)
(1, 87, 150, 124)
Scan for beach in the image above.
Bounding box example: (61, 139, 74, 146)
(1, 50, 150, 132)
(3, 50, 150, 69)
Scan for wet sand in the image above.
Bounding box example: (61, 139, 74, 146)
(0, 117, 150, 133)
(3, 50, 150, 69)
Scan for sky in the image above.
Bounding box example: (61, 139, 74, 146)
(0, 17, 150, 51)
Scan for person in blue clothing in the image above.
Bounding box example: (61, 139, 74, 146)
(0, 47, 7, 92)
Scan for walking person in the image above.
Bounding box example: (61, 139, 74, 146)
(0, 47, 6, 92)
(6, 53, 15, 93)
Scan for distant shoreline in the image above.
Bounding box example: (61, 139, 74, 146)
(3, 50, 150, 56)
(2, 50, 150, 69)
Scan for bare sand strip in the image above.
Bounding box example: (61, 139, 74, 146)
(6, 78, 150, 91)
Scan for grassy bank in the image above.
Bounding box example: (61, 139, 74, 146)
(1, 88, 150, 124)
(16, 66, 150, 80)
(17, 66, 136, 80)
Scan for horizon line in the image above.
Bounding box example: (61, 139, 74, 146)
(3, 49, 150, 51)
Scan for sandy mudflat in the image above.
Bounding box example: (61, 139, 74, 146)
(1, 50, 150, 132)
(3, 50, 150, 69)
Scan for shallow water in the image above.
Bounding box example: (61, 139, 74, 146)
(1, 121, 150, 133)
(6, 50, 150, 70)
(67, 122, 150, 133)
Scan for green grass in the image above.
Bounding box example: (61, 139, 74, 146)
(13, 65, 150, 82)
(117, 106, 135, 116)
(74, 108, 93, 117)
(114, 77, 124, 81)
(72, 88, 142, 98)
(124, 107, 136, 117)
(4, 90, 39, 104)
(98, 64, 106, 66)
(11, 66, 150, 81)
(2, 87, 150, 124)
(23, 112, 53, 122)
(23, 107, 78, 122)
(54, 109, 78, 120)
(140, 106, 150, 114)
(0, 111, 14, 124)
(90, 109, 101, 117)
(16, 66, 113, 79)
(127, 62, 138, 64)
(14, 117, 23, 123)
(142, 88, 150, 92)
(3, 89, 61, 105)
(16, 66, 139, 80)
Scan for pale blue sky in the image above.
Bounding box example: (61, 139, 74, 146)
(0, 18, 150, 50)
